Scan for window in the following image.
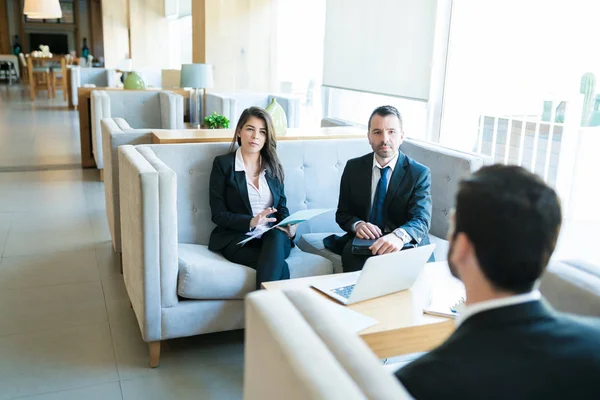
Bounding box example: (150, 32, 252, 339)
(324, 87, 428, 139)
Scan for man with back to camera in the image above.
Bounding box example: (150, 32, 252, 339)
(328, 105, 432, 272)
(395, 165, 600, 399)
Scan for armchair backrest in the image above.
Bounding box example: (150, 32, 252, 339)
(205, 92, 301, 128)
(136, 137, 486, 245)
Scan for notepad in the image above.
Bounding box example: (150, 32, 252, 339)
(424, 292, 466, 319)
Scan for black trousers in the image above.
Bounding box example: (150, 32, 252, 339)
(221, 228, 292, 289)
(341, 238, 371, 273)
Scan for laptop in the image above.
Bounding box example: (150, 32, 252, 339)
(312, 244, 436, 305)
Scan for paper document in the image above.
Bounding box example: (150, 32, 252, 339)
(317, 294, 379, 333)
(237, 208, 334, 246)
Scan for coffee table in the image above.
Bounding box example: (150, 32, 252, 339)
(261, 261, 464, 358)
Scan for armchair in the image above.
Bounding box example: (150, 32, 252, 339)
(70, 66, 118, 107)
(90, 90, 184, 170)
(205, 93, 301, 128)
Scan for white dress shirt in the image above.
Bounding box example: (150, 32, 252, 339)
(456, 290, 542, 328)
(235, 149, 274, 236)
(353, 152, 411, 242)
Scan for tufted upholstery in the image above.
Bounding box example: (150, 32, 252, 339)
(70, 66, 118, 106)
(117, 138, 488, 346)
(205, 92, 301, 128)
(91, 90, 184, 170)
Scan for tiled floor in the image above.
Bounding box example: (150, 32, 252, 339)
(0, 85, 244, 399)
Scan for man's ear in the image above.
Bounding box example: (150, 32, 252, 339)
(452, 232, 472, 264)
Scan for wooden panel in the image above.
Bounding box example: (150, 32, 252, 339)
(191, 0, 205, 63)
(101, 0, 130, 68)
(89, 0, 104, 60)
(128, 0, 170, 69)
(0, 0, 10, 54)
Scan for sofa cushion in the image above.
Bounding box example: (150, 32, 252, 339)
(298, 233, 343, 274)
(299, 232, 449, 274)
(178, 243, 334, 300)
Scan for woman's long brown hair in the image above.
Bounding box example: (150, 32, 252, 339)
(229, 106, 285, 184)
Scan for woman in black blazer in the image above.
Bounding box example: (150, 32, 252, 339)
(208, 107, 296, 289)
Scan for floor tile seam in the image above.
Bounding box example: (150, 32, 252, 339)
(0, 248, 99, 260)
(4, 379, 123, 400)
(0, 320, 111, 340)
(95, 245, 124, 381)
(0, 277, 103, 292)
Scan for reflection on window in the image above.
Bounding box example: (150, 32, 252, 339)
(324, 87, 428, 139)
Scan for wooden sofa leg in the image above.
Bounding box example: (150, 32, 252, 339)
(149, 341, 161, 368)
(119, 253, 123, 274)
(99, 169, 104, 182)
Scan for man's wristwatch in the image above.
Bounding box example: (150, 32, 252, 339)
(393, 229, 411, 245)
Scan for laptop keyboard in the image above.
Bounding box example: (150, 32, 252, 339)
(332, 284, 356, 299)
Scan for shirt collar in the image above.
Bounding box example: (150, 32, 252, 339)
(372, 151, 399, 172)
(235, 148, 266, 176)
(234, 148, 245, 172)
(456, 290, 542, 328)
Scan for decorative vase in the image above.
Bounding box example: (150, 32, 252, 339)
(265, 98, 287, 136)
(124, 71, 146, 90)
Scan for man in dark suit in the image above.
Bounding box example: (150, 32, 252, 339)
(333, 105, 432, 272)
(396, 165, 600, 400)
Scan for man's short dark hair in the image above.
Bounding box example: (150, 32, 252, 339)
(368, 105, 403, 131)
(454, 165, 562, 293)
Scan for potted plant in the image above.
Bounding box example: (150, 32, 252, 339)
(203, 112, 230, 129)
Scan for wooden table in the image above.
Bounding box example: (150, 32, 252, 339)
(27, 55, 68, 101)
(262, 261, 464, 358)
(78, 87, 191, 168)
(151, 126, 367, 144)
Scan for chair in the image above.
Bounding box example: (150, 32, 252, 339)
(116, 137, 488, 367)
(205, 93, 301, 128)
(70, 66, 118, 107)
(25, 55, 52, 100)
(50, 57, 68, 101)
(245, 288, 413, 399)
(90, 90, 184, 171)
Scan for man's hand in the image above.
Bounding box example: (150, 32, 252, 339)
(369, 233, 404, 255)
(355, 222, 382, 240)
(250, 207, 277, 229)
(275, 223, 297, 238)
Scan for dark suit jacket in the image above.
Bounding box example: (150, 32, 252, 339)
(336, 151, 432, 245)
(396, 300, 600, 400)
(208, 152, 290, 251)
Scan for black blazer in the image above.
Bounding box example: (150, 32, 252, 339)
(396, 300, 600, 400)
(336, 151, 432, 245)
(208, 152, 290, 251)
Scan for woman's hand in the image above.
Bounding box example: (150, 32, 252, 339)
(250, 207, 277, 229)
(275, 223, 298, 239)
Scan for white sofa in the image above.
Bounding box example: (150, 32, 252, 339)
(69, 66, 118, 107)
(117, 138, 487, 367)
(91, 90, 184, 170)
(244, 288, 413, 400)
(205, 93, 301, 128)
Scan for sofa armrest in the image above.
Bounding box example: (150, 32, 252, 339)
(159, 91, 184, 129)
(540, 259, 600, 317)
(70, 66, 81, 106)
(245, 290, 367, 400)
(91, 91, 111, 169)
(137, 146, 180, 308)
(118, 145, 162, 342)
(205, 93, 234, 124)
(269, 94, 301, 128)
(101, 118, 153, 253)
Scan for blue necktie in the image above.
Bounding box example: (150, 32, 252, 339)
(369, 166, 390, 230)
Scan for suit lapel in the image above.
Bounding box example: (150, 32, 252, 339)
(234, 171, 253, 215)
(383, 152, 407, 211)
(362, 154, 375, 218)
(266, 174, 280, 210)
